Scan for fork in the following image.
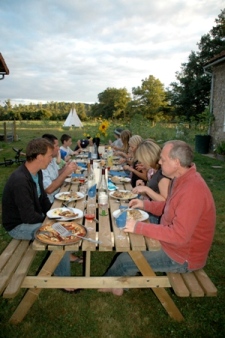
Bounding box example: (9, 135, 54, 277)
(62, 198, 74, 207)
(62, 203, 74, 212)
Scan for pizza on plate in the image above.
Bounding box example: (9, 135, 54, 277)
(36, 222, 86, 245)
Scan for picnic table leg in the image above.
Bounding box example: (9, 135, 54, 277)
(85, 251, 91, 277)
(128, 251, 184, 322)
(9, 250, 65, 324)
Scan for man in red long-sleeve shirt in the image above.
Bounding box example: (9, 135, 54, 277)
(99, 140, 216, 296)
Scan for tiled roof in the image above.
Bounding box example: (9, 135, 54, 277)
(0, 53, 9, 75)
(204, 50, 225, 66)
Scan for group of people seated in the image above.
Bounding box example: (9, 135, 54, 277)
(1, 128, 216, 295)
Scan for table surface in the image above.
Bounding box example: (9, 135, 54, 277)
(33, 173, 160, 254)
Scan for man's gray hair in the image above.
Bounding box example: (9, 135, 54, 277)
(164, 140, 193, 167)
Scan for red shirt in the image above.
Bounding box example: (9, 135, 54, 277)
(134, 165, 216, 270)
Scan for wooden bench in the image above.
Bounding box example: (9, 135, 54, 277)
(0, 239, 36, 298)
(167, 270, 217, 297)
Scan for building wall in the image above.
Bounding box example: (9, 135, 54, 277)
(211, 62, 225, 149)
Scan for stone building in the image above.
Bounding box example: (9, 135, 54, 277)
(204, 50, 225, 148)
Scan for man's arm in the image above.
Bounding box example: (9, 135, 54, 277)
(43, 161, 77, 194)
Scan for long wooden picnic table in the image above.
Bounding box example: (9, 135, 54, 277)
(7, 162, 186, 323)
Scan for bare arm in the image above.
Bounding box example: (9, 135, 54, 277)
(132, 177, 170, 201)
(45, 162, 77, 194)
(123, 164, 147, 181)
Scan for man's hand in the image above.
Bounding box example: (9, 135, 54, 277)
(129, 198, 144, 209)
(64, 161, 77, 175)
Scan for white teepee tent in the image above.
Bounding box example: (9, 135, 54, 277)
(63, 108, 83, 127)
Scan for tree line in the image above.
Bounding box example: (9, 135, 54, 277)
(0, 9, 225, 124)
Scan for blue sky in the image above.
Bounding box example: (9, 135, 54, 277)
(0, 0, 224, 105)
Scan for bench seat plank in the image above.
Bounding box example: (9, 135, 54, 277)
(194, 269, 217, 296)
(3, 245, 37, 298)
(0, 241, 30, 295)
(0, 239, 21, 271)
(167, 272, 190, 297)
(181, 272, 204, 297)
(167, 269, 217, 298)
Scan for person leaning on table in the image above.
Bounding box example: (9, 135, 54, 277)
(42, 134, 77, 204)
(99, 140, 216, 296)
(1, 138, 74, 286)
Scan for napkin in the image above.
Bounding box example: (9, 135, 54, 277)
(76, 162, 87, 168)
(109, 170, 129, 177)
(71, 173, 84, 178)
(108, 180, 117, 191)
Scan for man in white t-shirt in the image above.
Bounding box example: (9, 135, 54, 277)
(42, 134, 77, 203)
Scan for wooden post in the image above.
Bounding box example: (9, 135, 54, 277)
(3, 122, 7, 142)
(13, 120, 16, 141)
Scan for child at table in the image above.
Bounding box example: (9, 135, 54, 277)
(60, 134, 81, 161)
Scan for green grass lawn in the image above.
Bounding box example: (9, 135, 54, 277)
(0, 120, 225, 338)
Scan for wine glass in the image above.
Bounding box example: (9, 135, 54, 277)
(84, 203, 96, 231)
(115, 211, 127, 240)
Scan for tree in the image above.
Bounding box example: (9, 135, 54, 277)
(132, 75, 169, 122)
(92, 87, 131, 119)
(169, 9, 225, 121)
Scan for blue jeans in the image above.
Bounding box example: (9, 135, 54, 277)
(8, 223, 71, 277)
(149, 213, 160, 224)
(105, 249, 189, 277)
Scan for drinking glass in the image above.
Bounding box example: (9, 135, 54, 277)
(80, 183, 87, 196)
(84, 203, 96, 231)
(115, 211, 127, 240)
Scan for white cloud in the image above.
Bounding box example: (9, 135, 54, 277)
(0, 0, 224, 105)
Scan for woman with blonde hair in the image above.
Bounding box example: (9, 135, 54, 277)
(132, 140, 170, 223)
(121, 135, 147, 187)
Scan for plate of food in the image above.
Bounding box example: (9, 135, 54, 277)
(35, 221, 87, 245)
(110, 165, 124, 171)
(109, 190, 138, 200)
(64, 177, 87, 184)
(112, 209, 149, 221)
(77, 153, 88, 158)
(111, 176, 131, 183)
(55, 191, 84, 201)
(47, 207, 83, 221)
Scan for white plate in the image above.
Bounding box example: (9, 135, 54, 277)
(77, 154, 88, 158)
(113, 209, 149, 222)
(111, 176, 131, 183)
(64, 177, 87, 185)
(47, 208, 83, 220)
(55, 191, 84, 201)
(109, 190, 138, 200)
(110, 165, 124, 171)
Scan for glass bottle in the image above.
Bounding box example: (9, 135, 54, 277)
(92, 142, 98, 159)
(98, 167, 108, 216)
(88, 159, 96, 199)
(107, 146, 113, 168)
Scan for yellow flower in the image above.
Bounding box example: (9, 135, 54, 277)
(99, 120, 109, 135)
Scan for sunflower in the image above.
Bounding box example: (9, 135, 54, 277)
(99, 120, 109, 136)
